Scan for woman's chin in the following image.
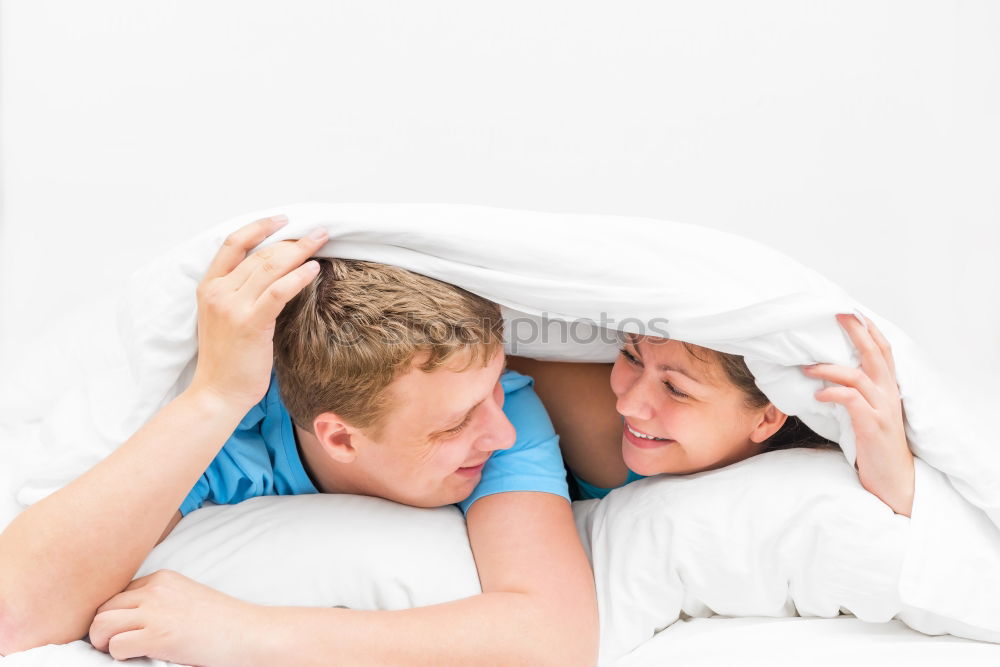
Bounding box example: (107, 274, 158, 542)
(621, 435, 675, 476)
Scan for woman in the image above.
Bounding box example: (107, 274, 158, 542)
(508, 313, 916, 515)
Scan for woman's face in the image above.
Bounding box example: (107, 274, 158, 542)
(609, 334, 778, 476)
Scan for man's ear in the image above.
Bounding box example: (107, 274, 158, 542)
(312, 413, 360, 463)
(749, 404, 788, 444)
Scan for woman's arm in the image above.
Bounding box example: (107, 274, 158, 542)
(803, 313, 915, 516)
(506, 357, 628, 488)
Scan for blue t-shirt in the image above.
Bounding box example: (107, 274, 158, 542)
(180, 369, 569, 517)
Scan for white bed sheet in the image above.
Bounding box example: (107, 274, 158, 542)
(7, 616, 999, 666)
(616, 616, 1000, 667)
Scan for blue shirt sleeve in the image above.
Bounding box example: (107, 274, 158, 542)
(458, 370, 570, 514)
(179, 373, 318, 516)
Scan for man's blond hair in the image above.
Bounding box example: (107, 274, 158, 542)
(274, 258, 504, 438)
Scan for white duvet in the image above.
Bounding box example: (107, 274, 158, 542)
(4, 203, 1000, 663)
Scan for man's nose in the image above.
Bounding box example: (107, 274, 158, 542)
(475, 401, 516, 452)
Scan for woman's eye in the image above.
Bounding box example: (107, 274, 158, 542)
(663, 381, 688, 398)
(620, 346, 685, 397)
(619, 347, 639, 365)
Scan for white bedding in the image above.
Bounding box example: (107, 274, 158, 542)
(3, 203, 1000, 663)
(616, 617, 1000, 667)
(4, 441, 1000, 666)
(8, 618, 1000, 667)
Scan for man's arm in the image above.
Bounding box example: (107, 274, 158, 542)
(87, 494, 596, 666)
(0, 390, 249, 653)
(0, 216, 328, 655)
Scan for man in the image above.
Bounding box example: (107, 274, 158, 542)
(0, 215, 598, 666)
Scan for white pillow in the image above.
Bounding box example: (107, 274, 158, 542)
(581, 448, 1000, 664)
(138, 494, 481, 610)
(137, 447, 960, 667)
(581, 448, 908, 663)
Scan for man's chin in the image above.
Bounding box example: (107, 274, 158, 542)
(393, 485, 478, 509)
(442, 474, 484, 507)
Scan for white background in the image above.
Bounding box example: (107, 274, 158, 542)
(1, 1, 997, 396)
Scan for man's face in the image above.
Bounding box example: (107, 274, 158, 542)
(349, 348, 515, 508)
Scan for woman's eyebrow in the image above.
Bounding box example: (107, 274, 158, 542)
(656, 362, 705, 385)
(626, 334, 705, 385)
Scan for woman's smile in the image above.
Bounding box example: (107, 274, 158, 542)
(623, 420, 675, 449)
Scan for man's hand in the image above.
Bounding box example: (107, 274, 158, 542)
(188, 215, 328, 410)
(803, 313, 915, 516)
(89, 570, 259, 666)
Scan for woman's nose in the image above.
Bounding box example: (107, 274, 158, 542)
(616, 377, 656, 422)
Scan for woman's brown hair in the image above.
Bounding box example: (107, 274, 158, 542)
(683, 343, 839, 452)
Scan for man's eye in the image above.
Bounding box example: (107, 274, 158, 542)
(442, 417, 471, 438)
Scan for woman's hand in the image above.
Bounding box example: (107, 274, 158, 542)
(803, 313, 915, 516)
(88, 569, 263, 666)
(187, 215, 328, 411)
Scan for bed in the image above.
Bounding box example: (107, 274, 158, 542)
(1, 207, 998, 664)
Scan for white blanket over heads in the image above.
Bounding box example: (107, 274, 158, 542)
(8, 203, 1000, 642)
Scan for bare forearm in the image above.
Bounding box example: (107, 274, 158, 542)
(242, 592, 595, 667)
(0, 389, 246, 652)
(857, 451, 915, 517)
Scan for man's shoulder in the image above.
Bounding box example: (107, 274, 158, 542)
(500, 368, 533, 395)
(498, 369, 556, 449)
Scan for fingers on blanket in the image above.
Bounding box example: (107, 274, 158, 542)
(863, 316, 898, 379)
(123, 571, 156, 591)
(813, 386, 879, 437)
(106, 629, 148, 661)
(252, 260, 323, 325)
(234, 232, 328, 302)
(805, 364, 879, 408)
(88, 607, 140, 652)
(205, 215, 289, 281)
(216, 226, 329, 300)
(95, 588, 144, 614)
(807, 314, 908, 447)
(836, 313, 891, 386)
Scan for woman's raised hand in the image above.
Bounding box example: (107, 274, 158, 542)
(803, 314, 915, 516)
(188, 215, 329, 411)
